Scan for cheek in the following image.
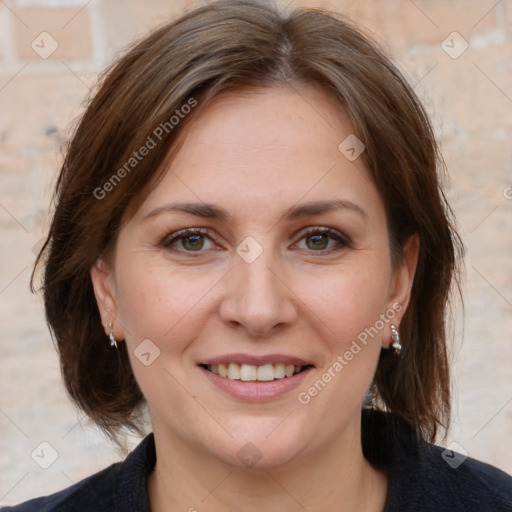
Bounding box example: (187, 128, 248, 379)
(113, 263, 214, 403)
(298, 272, 389, 411)
(114, 259, 217, 346)
(300, 262, 391, 345)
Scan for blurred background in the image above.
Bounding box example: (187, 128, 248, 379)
(0, 0, 511, 506)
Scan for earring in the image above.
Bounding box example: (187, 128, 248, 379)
(390, 324, 402, 356)
(105, 323, 118, 349)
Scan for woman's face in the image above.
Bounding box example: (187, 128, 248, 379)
(92, 85, 417, 469)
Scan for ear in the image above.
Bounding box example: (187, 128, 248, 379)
(385, 234, 420, 345)
(90, 258, 124, 340)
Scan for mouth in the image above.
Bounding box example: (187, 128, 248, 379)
(197, 354, 315, 401)
(198, 362, 314, 382)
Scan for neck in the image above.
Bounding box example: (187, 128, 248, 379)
(148, 412, 388, 512)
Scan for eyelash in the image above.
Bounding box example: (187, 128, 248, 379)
(160, 226, 352, 255)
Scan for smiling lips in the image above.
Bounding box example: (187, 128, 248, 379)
(205, 362, 304, 381)
(199, 354, 313, 383)
(199, 363, 313, 401)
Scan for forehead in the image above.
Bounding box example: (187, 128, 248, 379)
(135, 85, 382, 224)
(179, 85, 355, 165)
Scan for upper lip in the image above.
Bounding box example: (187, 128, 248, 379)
(199, 353, 314, 367)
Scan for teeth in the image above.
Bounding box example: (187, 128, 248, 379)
(240, 364, 257, 381)
(274, 363, 285, 378)
(227, 363, 240, 380)
(256, 364, 274, 381)
(207, 362, 305, 381)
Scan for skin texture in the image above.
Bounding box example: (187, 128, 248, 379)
(91, 85, 419, 511)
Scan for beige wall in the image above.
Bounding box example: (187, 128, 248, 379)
(1, 0, 511, 505)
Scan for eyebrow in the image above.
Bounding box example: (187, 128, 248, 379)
(142, 199, 368, 222)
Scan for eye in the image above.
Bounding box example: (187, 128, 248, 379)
(295, 227, 351, 252)
(160, 226, 351, 255)
(161, 228, 217, 253)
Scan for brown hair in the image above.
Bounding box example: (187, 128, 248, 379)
(32, 0, 463, 444)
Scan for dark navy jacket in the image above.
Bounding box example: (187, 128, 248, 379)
(3, 410, 512, 511)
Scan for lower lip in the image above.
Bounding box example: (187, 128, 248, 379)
(199, 366, 313, 402)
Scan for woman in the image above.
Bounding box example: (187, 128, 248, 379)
(4, 0, 512, 510)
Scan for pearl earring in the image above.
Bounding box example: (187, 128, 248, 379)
(390, 324, 402, 356)
(105, 323, 118, 349)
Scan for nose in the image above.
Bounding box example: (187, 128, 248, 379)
(219, 247, 298, 338)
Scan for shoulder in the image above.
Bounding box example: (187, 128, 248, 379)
(1, 433, 156, 512)
(0, 463, 122, 512)
(409, 441, 512, 511)
(362, 410, 512, 512)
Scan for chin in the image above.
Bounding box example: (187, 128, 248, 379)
(211, 423, 310, 470)
(224, 441, 305, 470)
